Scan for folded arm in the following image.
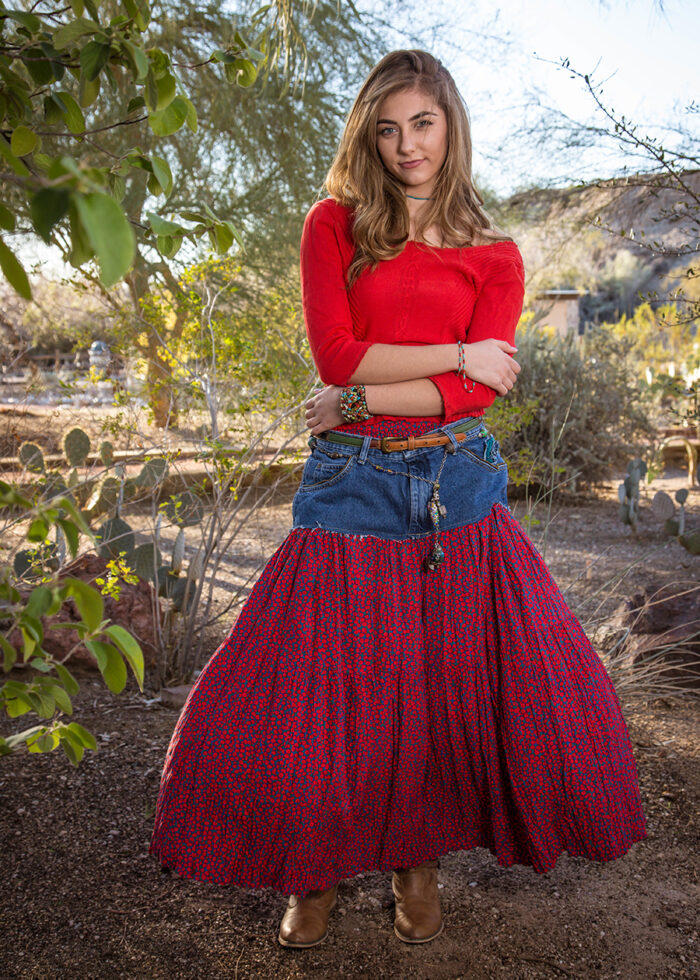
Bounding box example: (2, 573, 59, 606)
(300, 200, 525, 420)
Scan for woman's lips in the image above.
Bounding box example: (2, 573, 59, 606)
(399, 159, 425, 169)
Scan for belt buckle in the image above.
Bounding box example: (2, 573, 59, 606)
(380, 435, 398, 453)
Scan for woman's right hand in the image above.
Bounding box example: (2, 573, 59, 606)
(459, 339, 520, 395)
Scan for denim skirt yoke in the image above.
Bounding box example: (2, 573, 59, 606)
(292, 416, 509, 541)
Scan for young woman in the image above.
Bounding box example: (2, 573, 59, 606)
(149, 49, 647, 949)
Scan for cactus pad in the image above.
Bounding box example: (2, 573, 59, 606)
(99, 441, 114, 467)
(18, 441, 45, 473)
(97, 517, 135, 559)
(62, 427, 91, 467)
(651, 491, 675, 522)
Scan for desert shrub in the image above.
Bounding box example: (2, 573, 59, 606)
(486, 316, 656, 491)
(0, 483, 144, 763)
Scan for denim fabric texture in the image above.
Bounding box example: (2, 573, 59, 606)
(291, 416, 509, 540)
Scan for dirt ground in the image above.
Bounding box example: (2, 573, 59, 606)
(2, 465, 699, 979)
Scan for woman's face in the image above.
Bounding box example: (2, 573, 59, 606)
(375, 86, 448, 198)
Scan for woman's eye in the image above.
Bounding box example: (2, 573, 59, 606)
(379, 127, 395, 137)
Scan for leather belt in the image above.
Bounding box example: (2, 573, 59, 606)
(309, 415, 486, 453)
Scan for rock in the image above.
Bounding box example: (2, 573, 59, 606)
(603, 584, 700, 689)
(159, 685, 194, 709)
(9, 553, 159, 674)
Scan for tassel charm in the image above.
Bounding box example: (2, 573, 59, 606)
(424, 537, 445, 571)
(424, 483, 446, 571)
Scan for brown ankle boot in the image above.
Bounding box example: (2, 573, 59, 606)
(392, 860, 443, 943)
(278, 883, 338, 948)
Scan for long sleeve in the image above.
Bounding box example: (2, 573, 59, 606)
(427, 246, 525, 420)
(300, 200, 374, 386)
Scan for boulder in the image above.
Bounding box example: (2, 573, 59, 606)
(603, 584, 700, 690)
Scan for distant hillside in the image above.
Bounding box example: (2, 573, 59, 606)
(499, 168, 700, 323)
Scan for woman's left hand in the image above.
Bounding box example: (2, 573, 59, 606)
(305, 385, 344, 434)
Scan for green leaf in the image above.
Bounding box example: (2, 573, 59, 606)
(224, 220, 245, 252)
(184, 97, 197, 132)
(30, 188, 71, 243)
(48, 683, 73, 716)
(155, 73, 176, 111)
(104, 624, 144, 690)
(122, 38, 149, 80)
(23, 46, 57, 85)
(5, 692, 33, 718)
(27, 516, 49, 542)
(28, 690, 55, 719)
(54, 17, 101, 50)
(74, 192, 135, 288)
(85, 640, 126, 693)
(64, 578, 104, 634)
(214, 222, 234, 254)
(78, 72, 100, 108)
(55, 663, 80, 696)
(1, 633, 17, 672)
(0, 134, 30, 177)
(0, 203, 15, 231)
(150, 155, 172, 196)
(148, 95, 188, 136)
(60, 732, 83, 765)
(66, 721, 97, 749)
(0, 237, 31, 299)
(55, 495, 92, 537)
(21, 618, 43, 651)
(55, 91, 86, 134)
(123, 0, 150, 30)
(11, 125, 37, 157)
(79, 39, 111, 82)
(57, 518, 80, 558)
(224, 58, 257, 87)
(28, 657, 52, 673)
(24, 586, 52, 620)
(5, 9, 42, 32)
(147, 211, 183, 235)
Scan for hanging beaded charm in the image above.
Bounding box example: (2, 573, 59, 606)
(457, 340, 476, 394)
(369, 446, 450, 573)
(424, 479, 448, 571)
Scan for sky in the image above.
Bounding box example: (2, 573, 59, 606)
(417, 0, 698, 194)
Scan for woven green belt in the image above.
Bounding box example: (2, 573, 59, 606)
(309, 415, 486, 453)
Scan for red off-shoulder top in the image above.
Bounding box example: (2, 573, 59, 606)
(299, 196, 525, 437)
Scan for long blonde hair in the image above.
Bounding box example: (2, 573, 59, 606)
(325, 50, 513, 287)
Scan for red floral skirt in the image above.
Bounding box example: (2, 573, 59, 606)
(149, 418, 647, 894)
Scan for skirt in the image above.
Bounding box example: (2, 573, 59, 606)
(149, 416, 647, 895)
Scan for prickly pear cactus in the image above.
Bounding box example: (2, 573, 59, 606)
(99, 440, 114, 467)
(675, 488, 688, 536)
(40, 469, 69, 502)
(679, 530, 700, 555)
(87, 475, 122, 516)
(96, 517, 135, 559)
(62, 427, 91, 467)
(171, 528, 185, 574)
(132, 543, 163, 582)
(618, 458, 646, 531)
(135, 457, 168, 488)
(17, 441, 45, 473)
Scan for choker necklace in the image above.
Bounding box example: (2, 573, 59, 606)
(406, 193, 433, 200)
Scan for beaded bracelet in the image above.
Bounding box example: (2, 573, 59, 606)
(457, 340, 476, 393)
(340, 384, 371, 422)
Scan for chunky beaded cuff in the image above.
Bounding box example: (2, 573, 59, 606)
(457, 340, 476, 393)
(340, 384, 372, 423)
